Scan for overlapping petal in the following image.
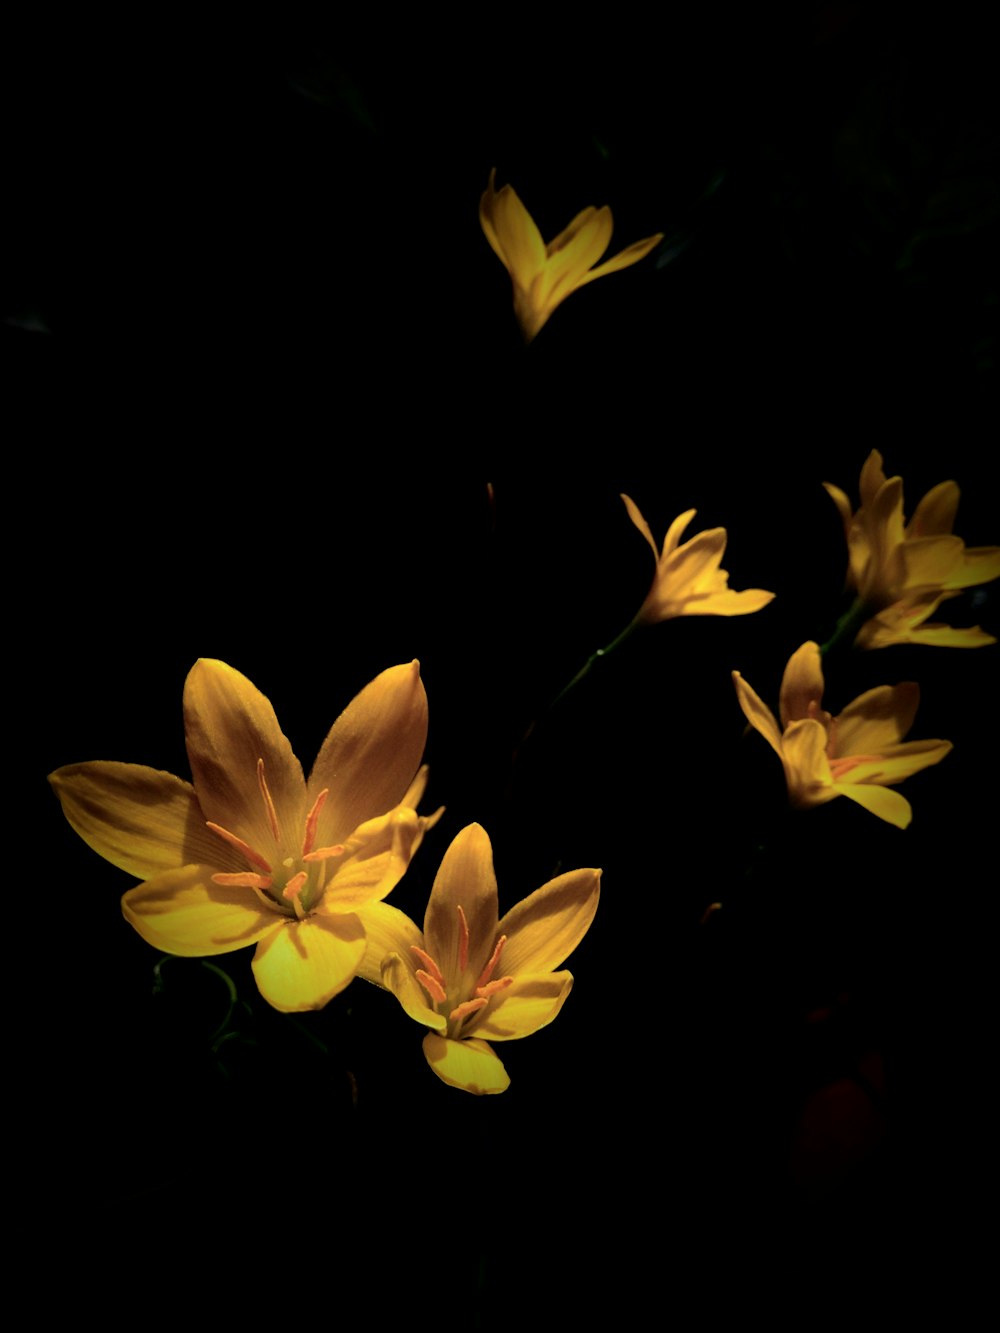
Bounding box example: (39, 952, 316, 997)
(469, 972, 574, 1041)
(423, 822, 498, 984)
(251, 913, 367, 1013)
(497, 869, 600, 975)
(123, 866, 281, 956)
(422, 1033, 510, 1095)
(480, 169, 662, 342)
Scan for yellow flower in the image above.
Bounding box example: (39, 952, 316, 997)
(622, 493, 775, 624)
(49, 659, 441, 1012)
(732, 641, 951, 828)
(823, 450, 1000, 648)
(358, 823, 600, 1094)
(479, 169, 663, 342)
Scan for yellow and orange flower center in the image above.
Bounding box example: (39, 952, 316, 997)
(205, 758, 346, 919)
(412, 904, 513, 1038)
(823, 717, 884, 781)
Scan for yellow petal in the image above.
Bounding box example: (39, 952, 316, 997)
(778, 641, 826, 728)
(780, 719, 836, 808)
(833, 683, 919, 754)
(541, 206, 614, 307)
(578, 231, 664, 284)
(835, 783, 912, 829)
(900, 535, 965, 589)
(469, 971, 574, 1041)
(840, 738, 952, 785)
(858, 450, 888, 510)
(380, 950, 445, 1031)
(479, 169, 546, 285)
(732, 671, 783, 755)
(182, 659, 305, 852)
(122, 865, 280, 956)
(662, 527, 728, 595)
(354, 900, 424, 984)
(309, 661, 428, 849)
(421, 1033, 510, 1095)
(497, 869, 600, 975)
(423, 823, 499, 986)
(661, 508, 698, 560)
(822, 481, 854, 539)
(946, 545, 1000, 589)
(318, 806, 424, 911)
(251, 913, 366, 1012)
(621, 492, 661, 564)
(49, 762, 230, 880)
(680, 587, 775, 616)
(907, 480, 959, 538)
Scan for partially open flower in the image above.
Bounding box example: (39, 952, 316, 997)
(480, 169, 663, 342)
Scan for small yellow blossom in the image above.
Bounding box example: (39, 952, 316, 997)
(50, 660, 441, 1012)
(824, 450, 1000, 648)
(359, 823, 600, 1094)
(479, 168, 663, 342)
(622, 493, 775, 624)
(733, 641, 951, 828)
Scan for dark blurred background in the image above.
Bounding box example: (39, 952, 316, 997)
(15, 5, 997, 1317)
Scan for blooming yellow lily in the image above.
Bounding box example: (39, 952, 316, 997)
(732, 641, 951, 828)
(50, 659, 441, 1012)
(622, 493, 775, 624)
(358, 823, 600, 1094)
(823, 450, 1000, 648)
(479, 168, 663, 342)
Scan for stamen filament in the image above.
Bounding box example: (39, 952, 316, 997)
(282, 870, 309, 921)
(302, 788, 330, 857)
(457, 904, 470, 973)
(257, 758, 281, 842)
(475, 935, 507, 990)
(206, 821, 273, 874)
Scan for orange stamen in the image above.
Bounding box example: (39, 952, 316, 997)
(411, 946, 445, 988)
(830, 753, 884, 779)
(416, 969, 447, 1004)
(457, 904, 470, 972)
(257, 758, 281, 842)
(283, 871, 308, 901)
(205, 821, 272, 874)
(211, 872, 273, 889)
(475, 976, 513, 1001)
(303, 843, 346, 863)
(475, 935, 507, 990)
(449, 997, 488, 1024)
(302, 788, 329, 857)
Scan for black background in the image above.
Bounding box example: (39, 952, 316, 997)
(16, 6, 997, 1318)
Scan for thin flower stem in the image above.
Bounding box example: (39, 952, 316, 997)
(819, 595, 870, 658)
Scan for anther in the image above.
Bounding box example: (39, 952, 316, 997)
(449, 997, 488, 1024)
(257, 758, 281, 842)
(475, 976, 513, 1001)
(211, 872, 273, 890)
(303, 843, 346, 864)
(416, 969, 447, 1004)
(302, 788, 329, 857)
(411, 946, 445, 988)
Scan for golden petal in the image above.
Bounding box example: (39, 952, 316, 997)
(578, 231, 664, 284)
(423, 823, 499, 986)
(122, 865, 280, 956)
(469, 971, 574, 1041)
(421, 1032, 510, 1095)
(834, 783, 912, 829)
(183, 659, 305, 853)
(907, 480, 959, 538)
(251, 913, 366, 1012)
(497, 869, 600, 976)
(732, 672, 783, 755)
(833, 682, 919, 753)
(779, 642, 826, 729)
(309, 661, 428, 848)
(49, 761, 229, 880)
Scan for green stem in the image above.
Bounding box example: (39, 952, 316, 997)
(819, 595, 870, 658)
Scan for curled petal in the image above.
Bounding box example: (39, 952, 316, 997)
(621, 492, 663, 564)
(838, 739, 952, 786)
(318, 806, 426, 912)
(823, 482, 854, 540)
(578, 231, 665, 284)
(123, 865, 281, 956)
(251, 913, 367, 1012)
(479, 169, 546, 283)
(380, 950, 445, 1031)
(835, 783, 912, 829)
(498, 870, 600, 976)
(541, 206, 614, 308)
(354, 900, 424, 985)
(49, 762, 231, 880)
(469, 971, 575, 1041)
(907, 481, 960, 538)
(733, 671, 783, 755)
(421, 1033, 510, 1095)
(780, 719, 836, 807)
